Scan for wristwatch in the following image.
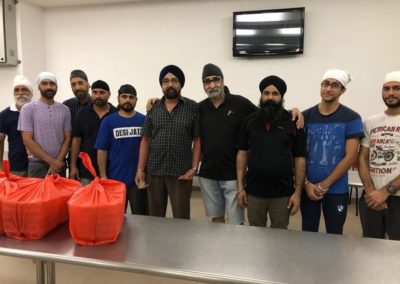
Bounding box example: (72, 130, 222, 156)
(386, 185, 398, 195)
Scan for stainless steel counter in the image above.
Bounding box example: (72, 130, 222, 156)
(0, 215, 399, 284)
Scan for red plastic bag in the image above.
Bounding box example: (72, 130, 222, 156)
(0, 161, 22, 235)
(2, 173, 81, 240)
(68, 152, 125, 245)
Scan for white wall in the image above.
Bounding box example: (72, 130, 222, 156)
(0, 2, 46, 107)
(1, 0, 400, 117)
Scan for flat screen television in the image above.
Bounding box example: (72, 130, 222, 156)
(233, 7, 305, 57)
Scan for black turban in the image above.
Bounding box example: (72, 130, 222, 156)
(202, 63, 224, 81)
(259, 75, 287, 96)
(70, 69, 88, 82)
(159, 65, 185, 87)
(118, 84, 137, 96)
(91, 80, 110, 92)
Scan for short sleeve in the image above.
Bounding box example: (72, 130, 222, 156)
(63, 107, 72, 132)
(17, 103, 34, 132)
(236, 117, 250, 151)
(141, 114, 153, 137)
(346, 117, 364, 140)
(360, 119, 371, 148)
(192, 103, 200, 137)
(292, 126, 307, 157)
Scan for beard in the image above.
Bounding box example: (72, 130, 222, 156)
(74, 90, 89, 101)
(14, 95, 32, 108)
(120, 103, 134, 112)
(93, 99, 107, 107)
(164, 87, 180, 99)
(41, 90, 56, 99)
(383, 97, 400, 108)
(259, 99, 284, 123)
(206, 87, 222, 99)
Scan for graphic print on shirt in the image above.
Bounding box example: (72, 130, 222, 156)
(307, 123, 345, 168)
(369, 125, 400, 176)
(113, 127, 142, 139)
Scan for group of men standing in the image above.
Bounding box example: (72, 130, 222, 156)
(1, 65, 400, 241)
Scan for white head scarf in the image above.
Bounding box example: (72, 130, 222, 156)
(13, 75, 33, 93)
(383, 71, 400, 84)
(36, 71, 57, 85)
(322, 69, 352, 88)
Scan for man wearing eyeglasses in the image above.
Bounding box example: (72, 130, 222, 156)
(198, 64, 257, 224)
(358, 71, 400, 240)
(198, 63, 304, 225)
(135, 65, 200, 220)
(144, 63, 303, 223)
(301, 69, 364, 235)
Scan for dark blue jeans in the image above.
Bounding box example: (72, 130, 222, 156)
(301, 192, 348, 234)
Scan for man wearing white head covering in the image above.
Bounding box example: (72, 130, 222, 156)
(359, 71, 400, 240)
(17, 71, 71, 178)
(301, 69, 364, 235)
(0, 75, 33, 176)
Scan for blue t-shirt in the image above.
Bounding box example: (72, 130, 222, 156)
(95, 111, 145, 186)
(0, 106, 28, 171)
(303, 104, 364, 193)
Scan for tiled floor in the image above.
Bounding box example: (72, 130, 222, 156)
(0, 188, 363, 284)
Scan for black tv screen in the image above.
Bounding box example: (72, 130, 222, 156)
(233, 7, 305, 57)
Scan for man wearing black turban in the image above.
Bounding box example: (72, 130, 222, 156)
(70, 80, 117, 185)
(236, 75, 306, 229)
(135, 65, 201, 220)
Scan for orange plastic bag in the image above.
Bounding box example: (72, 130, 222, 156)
(0, 161, 22, 235)
(2, 173, 81, 240)
(68, 152, 125, 245)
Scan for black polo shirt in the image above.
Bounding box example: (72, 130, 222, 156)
(142, 96, 199, 177)
(72, 103, 117, 179)
(198, 87, 257, 180)
(236, 110, 306, 198)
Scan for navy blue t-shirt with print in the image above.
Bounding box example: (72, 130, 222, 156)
(303, 104, 364, 194)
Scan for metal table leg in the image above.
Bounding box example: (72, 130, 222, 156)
(36, 260, 45, 284)
(46, 261, 56, 284)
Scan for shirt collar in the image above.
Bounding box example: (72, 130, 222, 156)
(10, 103, 19, 112)
(77, 96, 92, 105)
(160, 95, 184, 105)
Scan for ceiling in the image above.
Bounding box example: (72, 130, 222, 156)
(20, 0, 174, 8)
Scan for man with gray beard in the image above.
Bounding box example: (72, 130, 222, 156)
(199, 64, 304, 225)
(0, 75, 33, 176)
(198, 63, 257, 224)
